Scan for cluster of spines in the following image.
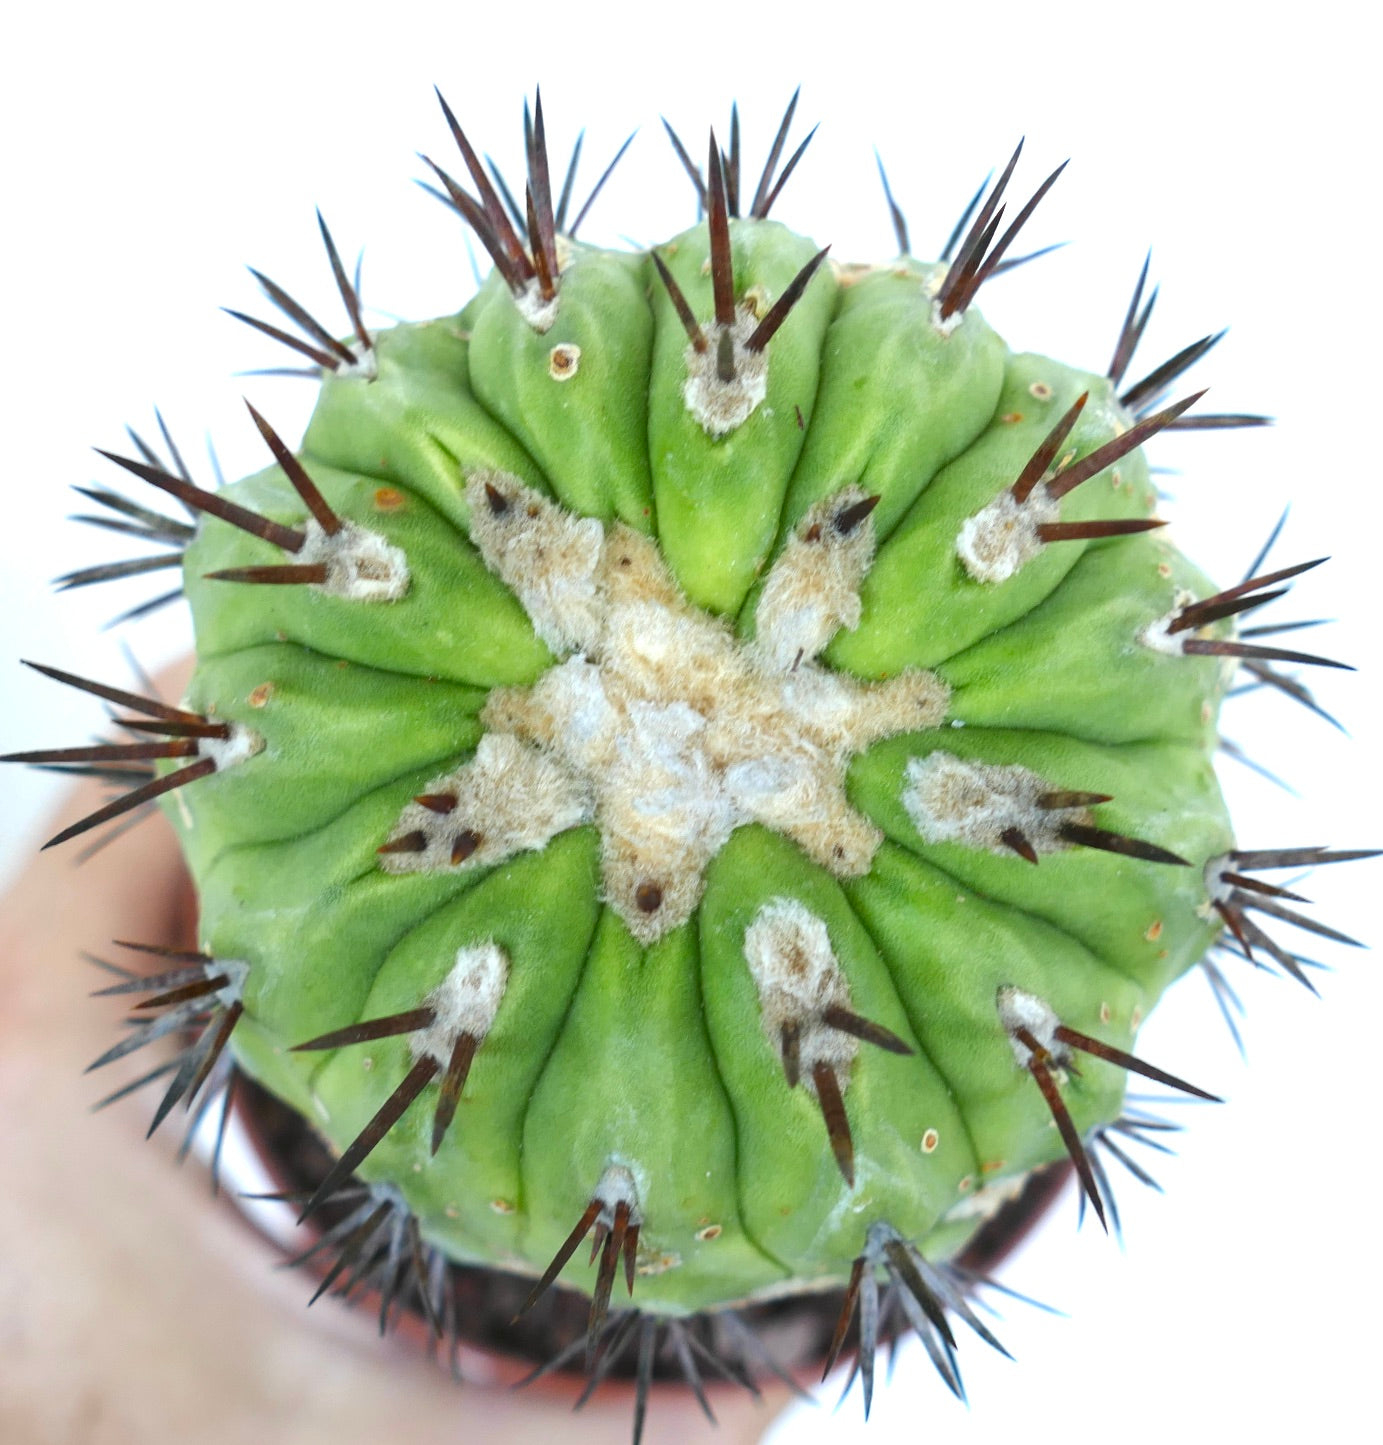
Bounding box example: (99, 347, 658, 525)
(650, 143, 830, 376)
(876, 138, 1068, 303)
(821, 1223, 1018, 1418)
(84, 940, 243, 1174)
(996, 986, 1220, 1234)
(644, 107, 831, 438)
(288, 993, 488, 1220)
(1107, 252, 1270, 430)
(250, 1154, 1054, 1445)
(1204, 847, 1377, 994)
(515, 1167, 642, 1366)
(778, 1001, 913, 1188)
(1148, 555, 1352, 673)
(1080, 1101, 1184, 1239)
(61, 415, 199, 626)
(100, 401, 348, 587)
(421, 87, 634, 309)
(242, 1162, 816, 1445)
(662, 89, 816, 222)
(225, 210, 373, 378)
(2, 664, 242, 850)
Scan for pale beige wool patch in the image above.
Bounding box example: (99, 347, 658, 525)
(381, 474, 950, 943)
(682, 307, 770, 437)
(996, 984, 1066, 1070)
(955, 484, 1061, 584)
(902, 751, 1093, 857)
(463, 471, 605, 653)
(753, 487, 875, 672)
(297, 517, 411, 602)
(744, 898, 859, 1087)
(409, 942, 510, 1069)
(377, 733, 593, 876)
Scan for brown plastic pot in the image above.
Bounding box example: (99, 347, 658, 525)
(222, 1069, 1073, 1409)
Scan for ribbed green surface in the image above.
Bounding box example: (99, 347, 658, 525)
(169, 227, 1232, 1313)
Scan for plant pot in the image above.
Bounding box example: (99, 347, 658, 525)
(221, 1065, 1073, 1411)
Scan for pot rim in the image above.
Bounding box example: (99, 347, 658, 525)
(209, 1068, 1073, 1404)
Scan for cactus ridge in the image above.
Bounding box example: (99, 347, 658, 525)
(5, 85, 1379, 1442)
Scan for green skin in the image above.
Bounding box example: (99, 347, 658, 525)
(169, 218, 1232, 1314)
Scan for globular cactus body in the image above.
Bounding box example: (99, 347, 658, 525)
(8, 90, 1373, 1432)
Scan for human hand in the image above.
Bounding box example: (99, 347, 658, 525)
(0, 754, 791, 1445)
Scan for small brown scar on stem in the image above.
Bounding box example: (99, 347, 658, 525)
(635, 881, 663, 913)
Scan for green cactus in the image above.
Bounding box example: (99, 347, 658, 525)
(6, 90, 1375, 1437)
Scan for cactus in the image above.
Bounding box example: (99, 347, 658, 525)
(5, 89, 1376, 1438)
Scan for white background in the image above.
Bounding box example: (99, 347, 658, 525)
(1, 3, 1378, 1442)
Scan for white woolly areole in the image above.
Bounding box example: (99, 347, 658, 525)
(410, 941, 509, 1067)
(683, 309, 769, 437)
(1202, 852, 1235, 906)
(928, 297, 963, 336)
(996, 984, 1064, 1068)
(594, 1163, 641, 1226)
(377, 733, 593, 875)
(197, 721, 265, 772)
(297, 518, 410, 602)
(955, 485, 1060, 584)
(744, 898, 858, 1080)
(753, 488, 876, 672)
(1139, 588, 1200, 655)
(465, 471, 604, 653)
(207, 955, 251, 1004)
(902, 751, 1089, 856)
(335, 346, 378, 382)
(386, 478, 948, 942)
(514, 277, 559, 333)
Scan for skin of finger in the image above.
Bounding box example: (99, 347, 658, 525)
(0, 765, 793, 1444)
